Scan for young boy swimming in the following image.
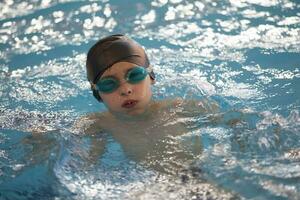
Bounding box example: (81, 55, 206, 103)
(80, 34, 219, 174)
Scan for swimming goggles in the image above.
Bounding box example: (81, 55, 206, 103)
(94, 66, 152, 93)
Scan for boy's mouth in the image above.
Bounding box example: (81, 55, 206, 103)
(122, 100, 138, 108)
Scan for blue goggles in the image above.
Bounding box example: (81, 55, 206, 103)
(95, 66, 151, 93)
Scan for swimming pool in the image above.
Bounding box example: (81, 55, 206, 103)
(0, 0, 300, 199)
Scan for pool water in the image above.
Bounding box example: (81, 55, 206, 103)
(0, 0, 300, 199)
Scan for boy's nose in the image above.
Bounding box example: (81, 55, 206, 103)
(119, 83, 133, 96)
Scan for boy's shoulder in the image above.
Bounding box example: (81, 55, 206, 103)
(155, 98, 184, 109)
(74, 111, 112, 135)
(156, 97, 219, 115)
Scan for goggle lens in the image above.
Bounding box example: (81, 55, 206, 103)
(126, 66, 148, 84)
(96, 66, 148, 93)
(97, 77, 119, 93)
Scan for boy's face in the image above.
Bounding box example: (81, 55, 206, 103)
(98, 62, 154, 116)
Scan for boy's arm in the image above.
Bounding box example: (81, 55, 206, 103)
(86, 134, 106, 165)
(174, 98, 262, 128)
(73, 113, 108, 164)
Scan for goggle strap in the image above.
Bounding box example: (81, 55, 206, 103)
(147, 65, 153, 73)
(90, 82, 97, 90)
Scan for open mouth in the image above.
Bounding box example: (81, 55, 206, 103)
(122, 100, 138, 108)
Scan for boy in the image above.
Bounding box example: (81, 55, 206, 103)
(79, 34, 219, 174)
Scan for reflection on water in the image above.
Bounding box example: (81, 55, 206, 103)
(0, 0, 300, 199)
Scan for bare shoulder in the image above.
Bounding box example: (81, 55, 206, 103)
(182, 97, 220, 114)
(156, 97, 219, 114)
(154, 98, 185, 109)
(73, 112, 110, 135)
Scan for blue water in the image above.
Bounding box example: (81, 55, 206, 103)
(0, 0, 300, 199)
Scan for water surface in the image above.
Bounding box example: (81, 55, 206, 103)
(0, 0, 300, 199)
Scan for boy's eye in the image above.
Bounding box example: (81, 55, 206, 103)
(97, 78, 119, 93)
(127, 67, 147, 84)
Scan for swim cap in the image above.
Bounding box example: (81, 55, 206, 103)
(86, 34, 155, 102)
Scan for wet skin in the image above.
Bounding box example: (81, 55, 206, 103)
(78, 98, 219, 174)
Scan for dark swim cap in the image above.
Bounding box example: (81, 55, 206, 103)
(86, 34, 155, 102)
